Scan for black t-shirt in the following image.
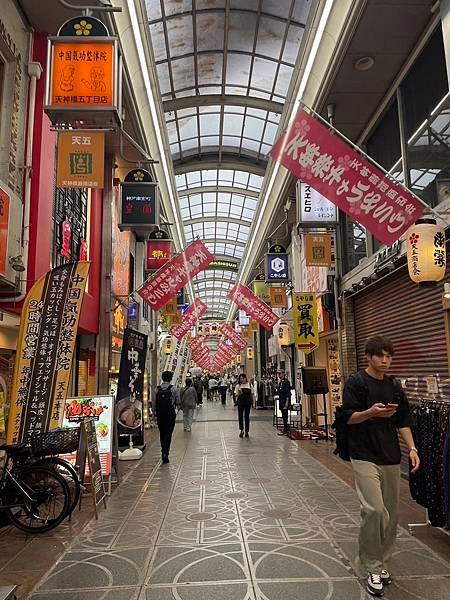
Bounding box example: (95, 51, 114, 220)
(342, 370, 412, 465)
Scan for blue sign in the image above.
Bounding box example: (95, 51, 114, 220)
(266, 253, 289, 281)
(128, 302, 139, 322)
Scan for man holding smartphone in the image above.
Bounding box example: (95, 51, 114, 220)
(342, 335, 420, 597)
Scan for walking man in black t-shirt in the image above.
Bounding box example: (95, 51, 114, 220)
(342, 335, 420, 597)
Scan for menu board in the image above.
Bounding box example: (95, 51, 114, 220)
(84, 418, 106, 507)
(327, 339, 341, 410)
(62, 395, 113, 476)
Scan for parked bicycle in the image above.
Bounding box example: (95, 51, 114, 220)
(0, 442, 70, 533)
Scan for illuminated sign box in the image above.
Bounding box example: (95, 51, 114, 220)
(45, 36, 122, 126)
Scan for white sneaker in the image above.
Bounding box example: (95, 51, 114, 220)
(367, 573, 384, 596)
(380, 570, 392, 585)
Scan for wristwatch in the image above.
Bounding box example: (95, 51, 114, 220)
(409, 447, 418, 453)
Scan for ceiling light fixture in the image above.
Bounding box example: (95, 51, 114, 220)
(353, 56, 375, 71)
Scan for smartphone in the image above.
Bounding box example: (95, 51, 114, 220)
(385, 403, 398, 409)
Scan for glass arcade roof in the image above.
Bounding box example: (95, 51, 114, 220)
(145, 0, 313, 318)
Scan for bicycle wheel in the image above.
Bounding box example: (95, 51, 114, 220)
(37, 457, 81, 516)
(5, 465, 70, 533)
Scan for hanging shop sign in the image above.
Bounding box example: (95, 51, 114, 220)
(268, 335, 278, 357)
(247, 346, 254, 360)
(127, 302, 139, 326)
(171, 299, 208, 340)
(271, 108, 424, 245)
(209, 259, 239, 271)
(56, 130, 105, 189)
(0, 187, 10, 277)
(269, 286, 287, 308)
(111, 302, 126, 351)
(167, 311, 182, 326)
(252, 280, 271, 304)
(407, 218, 446, 286)
(304, 233, 333, 268)
(163, 336, 173, 354)
(239, 310, 250, 326)
(249, 320, 259, 333)
(6, 262, 90, 444)
(297, 182, 337, 225)
(119, 171, 158, 231)
(292, 292, 319, 355)
(116, 328, 147, 448)
(62, 395, 113, 476)
(138, 240, 214, 311)
(162, 298, 178, 316)
(146, 239, 172, 271)
(228, 282, 280, 330)
(45, 16, 121, 125)
(219, 322, 248, 351)
(266, 252, 289, 282)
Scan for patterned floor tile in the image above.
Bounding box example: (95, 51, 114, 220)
(140, 582, 255, 600)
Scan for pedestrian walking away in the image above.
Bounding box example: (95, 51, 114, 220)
(277, 370, 291, 435)
(235, 373, 254, 438)
(208, 375, 219, 401)
(341, 335, 420, 597)
(155, 371, 180, 464)
(219, 374, 228, 405)
(180, 378, 197, 432)
(193, 376, 203, 406)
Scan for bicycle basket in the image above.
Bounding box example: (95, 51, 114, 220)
(29, 428, 81, 457)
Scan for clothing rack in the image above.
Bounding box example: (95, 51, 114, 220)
(408, 399, 450, 536)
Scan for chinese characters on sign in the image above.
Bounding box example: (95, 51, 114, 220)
(271, 109, 424, 245)
(228, 282, 280, 330)
(56, 130, 105, 188)
(138, 240, 214, 311)
(116, 328, 147, 447)
(6, 262, 90, 444)
(293, 292, 319, 355)
(219, 323, 248, 351)
(269, 286, 287, 308)
(50, 40, 115, 108)
(120, 182, 158, 229)
(304, 234, 333, 268)
(146, 239, 172, 271)
(171, 299, 207, 340)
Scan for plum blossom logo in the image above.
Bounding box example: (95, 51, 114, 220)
(294, 118, 311, 137)
(338, 155, 352, 171)
(409, 233, 420, 245)
(133, 170, 145, 181)
(74, 20, 92, 36)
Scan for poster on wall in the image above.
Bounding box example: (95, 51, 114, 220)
(62, 395, 113, 476)
(116, 328, 147, 448)
(6, 262, 90, 444)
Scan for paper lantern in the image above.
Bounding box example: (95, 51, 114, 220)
(163, 336, 173, 354)
(277, 322, 292, 346)
(407, 219, 446, 286)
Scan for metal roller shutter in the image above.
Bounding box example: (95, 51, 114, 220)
(353, 265, 448, 474)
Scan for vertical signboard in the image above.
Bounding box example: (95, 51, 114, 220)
(116, 328, 147, 448)
(292, 292, 319, 355)
(6, 262, 90, 444)
(57, 130, 105, 188)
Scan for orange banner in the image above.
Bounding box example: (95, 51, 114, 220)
(270, 286, 287, 308)
(305, 234, 332, 267)
(50, 40, 114, 108)
(57, 130, 104, 188)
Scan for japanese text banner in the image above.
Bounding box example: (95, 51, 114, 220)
(219, 322, 248, 350)
(138, 240, 214, 311)
(271, 109, 423, 245)
(171, 299, 208, 340)
(7, 262, 90, 444)
(228, 282, 280, 330)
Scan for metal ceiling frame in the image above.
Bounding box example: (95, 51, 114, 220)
(178, 185, 259, 198)
(174, 156, 266, 175)
(163, 94, 283, 114)
(183, 216, 251, 227)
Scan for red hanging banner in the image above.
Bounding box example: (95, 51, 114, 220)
(138, 240, 214, 311)
(228, 282, 280, 330)
(270, 108, 423, 245)
(145, 239, 173, 271)
(171, 299, 208, 340)
(219, 322, 248, 350)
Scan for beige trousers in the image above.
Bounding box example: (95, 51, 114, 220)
(351, 459, 400, 574)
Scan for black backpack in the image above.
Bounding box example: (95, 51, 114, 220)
(332, 372, 403, 461)
(155, 385, 175, 420)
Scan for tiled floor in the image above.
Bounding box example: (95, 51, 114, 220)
(8, 401, 450, 599)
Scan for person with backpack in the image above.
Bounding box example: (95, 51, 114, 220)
(155, 371, 180, 464)
(180, 378, 197, 432)
(341, 335, 420, 597)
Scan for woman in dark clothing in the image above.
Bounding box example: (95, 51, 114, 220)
(234, 373, 254, 438)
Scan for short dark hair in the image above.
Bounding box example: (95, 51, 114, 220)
(162, 370, 173, 382)
(239, 373, 247, 382)
(185, 378, 192, 386)
(364, 335, 394, 357)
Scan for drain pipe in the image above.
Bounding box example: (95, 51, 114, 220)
(0, 60, 42, 303)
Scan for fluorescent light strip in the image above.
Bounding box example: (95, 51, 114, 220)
(230, 0, 335, 319)
(128, 1, 195, 302)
